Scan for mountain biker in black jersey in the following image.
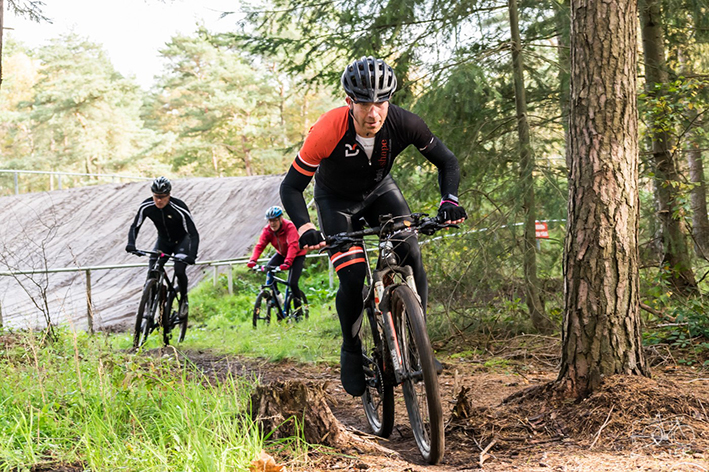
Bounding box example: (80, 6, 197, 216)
(280, 56, 467, 397)
(125, 176, 200, 304)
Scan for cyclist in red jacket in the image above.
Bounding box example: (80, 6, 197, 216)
(247, 206, 307, 306)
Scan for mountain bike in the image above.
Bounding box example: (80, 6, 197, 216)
(252, 265, 309, 328)
(131, 250, 189, 348)
(325, 213, 456, 465)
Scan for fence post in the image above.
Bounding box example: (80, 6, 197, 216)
(85, 269, 94, 335)
(0, 302, 3, 329)
(213, 266, 218, 287)
(227, 264, 233, 295)
(57, 173, 62, 190)
(13, 172, 18, 195)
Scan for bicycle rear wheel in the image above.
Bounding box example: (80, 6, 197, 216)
(360, 301, 394, 438)
(392, 285, 444, 464)
(286, 291, 309, 322)
(133, 279, 159, 348)
(252, 291, 272, 328)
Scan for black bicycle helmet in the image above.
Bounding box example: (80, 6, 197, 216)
(341, 56, 397, 103)
(151, 176, 172, 194)
(265, 205, 284, 219)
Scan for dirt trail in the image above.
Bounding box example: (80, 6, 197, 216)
(0, 175, 283, 330)
(182, 349, 709, 472)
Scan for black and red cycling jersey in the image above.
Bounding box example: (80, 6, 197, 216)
(281, 104, 460, 229)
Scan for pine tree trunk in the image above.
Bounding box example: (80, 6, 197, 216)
(560, 0, 649, 400)
(640, 0, 698, 294)
(687, 143, 709, 257)
(508, 0, 553, 333)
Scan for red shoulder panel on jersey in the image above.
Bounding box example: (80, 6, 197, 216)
(293, 107, 350, 176)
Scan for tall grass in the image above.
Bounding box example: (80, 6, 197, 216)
(0, 330, 262, 471)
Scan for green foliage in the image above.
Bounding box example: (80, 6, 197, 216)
(641, 267, 709, 365)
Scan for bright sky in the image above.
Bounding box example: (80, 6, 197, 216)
(5, 0, 241, 89)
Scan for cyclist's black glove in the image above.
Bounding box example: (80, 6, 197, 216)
(125, 244, 137, 253)
(299, 229, 324, 249)
(437, 201, 467, 222)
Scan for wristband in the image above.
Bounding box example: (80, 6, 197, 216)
(440, 199, 459, 207)
(297, 222, 317, 237)
(441, 194, 459, 205)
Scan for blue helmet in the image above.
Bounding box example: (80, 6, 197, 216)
(265, 205, 284, 219)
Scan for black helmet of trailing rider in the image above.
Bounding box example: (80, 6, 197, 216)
(151, 176, 172, 194)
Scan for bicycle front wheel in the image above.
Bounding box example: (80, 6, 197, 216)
(286, 291, 309, 322)
(177, 295, 188, 342)
(360, 301, 394, 438)
(392, 285, 444, 464)
(252, 291, 272, 328)
(133, 279, 159, 349)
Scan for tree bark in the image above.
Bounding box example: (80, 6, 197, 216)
(687, 142, 709, 257)
(560, 0, 649, 400)
(508, 0, 553, 333)
(640, 0, 698, 294)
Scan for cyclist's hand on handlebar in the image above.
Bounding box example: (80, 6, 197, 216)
(125, 244, 137, 254)
(279, 262, 291, 271)
(299, 228, 326, 251)
(247, 260, 256, 269)
(437, 201, 467, 225)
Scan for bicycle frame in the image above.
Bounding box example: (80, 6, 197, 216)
(132, 249, 188, 347)
(254, 266, 295, 319)
(360, 234, 420, 385)
(147, 253, 179, 314)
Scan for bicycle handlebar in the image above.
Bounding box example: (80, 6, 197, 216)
(130, 249, 187, 263)
(324, 213, 458, 251)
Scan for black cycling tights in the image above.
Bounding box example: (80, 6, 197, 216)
(316, 178, 428, 350)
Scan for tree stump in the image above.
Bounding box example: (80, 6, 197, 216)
(250, 380, 345, 446)
(250, 380, 400, 457)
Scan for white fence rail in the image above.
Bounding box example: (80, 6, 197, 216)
(0, 169, 152, 195)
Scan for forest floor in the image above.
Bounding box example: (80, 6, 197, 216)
(184, 336, 709, 472)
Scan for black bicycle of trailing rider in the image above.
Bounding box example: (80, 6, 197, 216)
(251, 265, 309, 328)
(325, 213, 456, 465)
(131, 250, 189, 348)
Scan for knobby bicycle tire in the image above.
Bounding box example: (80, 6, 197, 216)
(285, 291, 310, 322)
(163, 290, 175, 346)
(360, 299, 395, 438)
(162, 289, 189, 345)
(133, 279, 159, 348)
(177, 295, 188, 342)
(252, 291, 272, 328)
(392, 285, 444, 464)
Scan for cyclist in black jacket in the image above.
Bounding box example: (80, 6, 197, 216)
(126, 177, 200, 301)
(280, 56, 467, 396)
